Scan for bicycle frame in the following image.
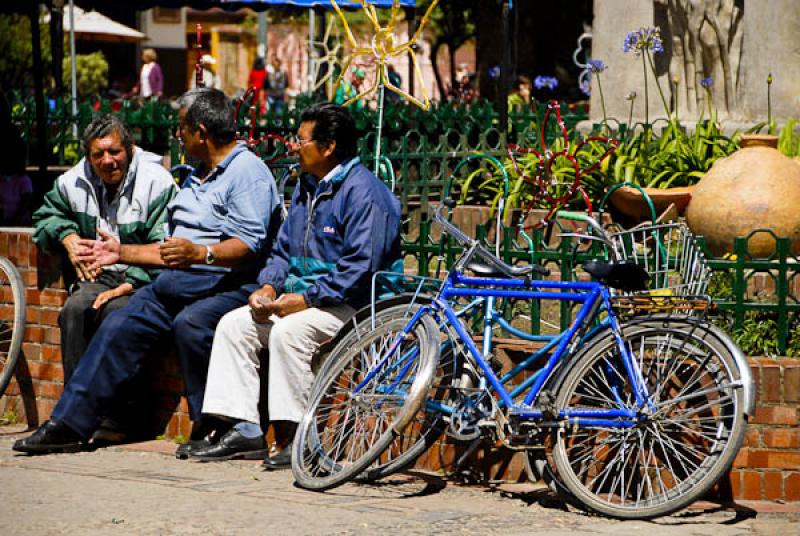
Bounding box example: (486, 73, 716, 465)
(362, 269, 653, 431)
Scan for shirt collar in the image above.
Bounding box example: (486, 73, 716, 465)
(321, 156, 360, 185)
(191, 142, 249, 185)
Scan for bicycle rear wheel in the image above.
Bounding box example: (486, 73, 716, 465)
(0, 257, 25, 397)
(552, 323, 746, 519)
(292, 313, 440, 491)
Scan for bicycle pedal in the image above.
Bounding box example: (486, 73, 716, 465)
(488, 355, 504, 374)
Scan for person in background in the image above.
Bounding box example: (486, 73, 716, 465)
(131, 48, 163, 99)
(247, 56, 268, 113)
(333, 67, 366, 109)
(508, 75, 533, 111)
(31, 114, 177, 442)
(13, 89, 281, 456)
(193, 55, 221, 91)
(386, 64, 402, 103)
(0, 93, 33, 226)
(264, 57, 288, 114)
(189, 104, 401, 468)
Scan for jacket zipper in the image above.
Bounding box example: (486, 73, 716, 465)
(303, 184, 333, 273)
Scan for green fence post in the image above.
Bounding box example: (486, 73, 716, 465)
(733, 237, 747, 332)
(777, 236, 790, 355)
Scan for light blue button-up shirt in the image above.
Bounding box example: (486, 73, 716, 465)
(167, 143, 279, 272)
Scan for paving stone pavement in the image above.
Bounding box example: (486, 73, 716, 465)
(1, 426, 798, 535)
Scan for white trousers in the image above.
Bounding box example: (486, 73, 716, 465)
(201, 303, 354, 424)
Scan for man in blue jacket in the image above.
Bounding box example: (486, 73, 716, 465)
(190, 103, 401, 466)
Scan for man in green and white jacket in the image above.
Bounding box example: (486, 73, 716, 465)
(32, 114, 177, 401)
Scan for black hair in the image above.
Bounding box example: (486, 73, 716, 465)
(514, 75, 532, 89)
(300, 103, 358, 161)
(178, 88, 237, 146)
(81, 114, 134, 161)
(252, 56, 265, 71)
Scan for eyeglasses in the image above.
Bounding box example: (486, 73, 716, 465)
(289, 135, 315, 146)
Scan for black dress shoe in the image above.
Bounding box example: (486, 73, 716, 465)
(189, 428, 267, 462)
(175, 428, 224, 460)
(176, 418, 233, 460)
(13, 420, 84, 455)
(262, 442, 292, 470)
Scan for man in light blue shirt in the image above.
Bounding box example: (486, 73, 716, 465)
(14, 88, 281, 457)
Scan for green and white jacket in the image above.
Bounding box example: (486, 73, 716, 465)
(32, 148, 178, 288)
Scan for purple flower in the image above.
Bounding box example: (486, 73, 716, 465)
(588, 59, 607, 73)
(700, 76, 713, 89)
(623, 27, 664, 56)
(534, 75, 558, 90)
(580, 78, 591, 96)
(488, 65, 501, 79)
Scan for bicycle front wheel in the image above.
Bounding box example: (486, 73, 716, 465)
(292, 312, 440, 491)
(0, 256, 25, 397)
(552, 324, 746, 519)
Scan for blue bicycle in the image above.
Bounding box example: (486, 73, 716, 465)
(293, 201, 754, 519)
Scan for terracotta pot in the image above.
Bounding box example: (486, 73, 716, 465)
(608, 185, 693, 227)
(686, 135, 800, 257)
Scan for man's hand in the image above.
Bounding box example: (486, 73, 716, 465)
(249, 285, 277, 324)
(76, 229, 121, 273)
(63, 233, 97, 282)
(92, 282, 134, 310)
(159, 238, 204, 268)
(260, 293, 307, 319)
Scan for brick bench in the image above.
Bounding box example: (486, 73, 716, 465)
(0, 229, 192, 440)
(2, 229, 799, 502)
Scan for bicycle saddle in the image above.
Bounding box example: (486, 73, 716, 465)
(466, 260, 548, 278)
(582, 260, 649, 291)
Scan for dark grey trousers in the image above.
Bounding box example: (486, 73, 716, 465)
(59, 271, 132, 383)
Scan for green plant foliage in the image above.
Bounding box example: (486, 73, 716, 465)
(604, 118, 738, 191)
(0, 408, 18, 425)
(62, 51, 108, 97)
(731, 310, 800, 358)
(778, 118, 800, 158)
(0, 12, 52, 91)
(474, 115, 738, 214)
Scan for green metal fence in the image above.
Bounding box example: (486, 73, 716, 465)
(402, 217, 800, 355)
(10, 93, 797, 353)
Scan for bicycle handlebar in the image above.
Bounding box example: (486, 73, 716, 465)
(433, 200, 550, 277)
(555, 210, 612, 244)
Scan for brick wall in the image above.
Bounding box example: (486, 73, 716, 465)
(0, 229, 192, 440)
(731, 358, 800, 502)
(1, 229, 798, 501)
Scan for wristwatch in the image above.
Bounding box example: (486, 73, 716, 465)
(205, 245, 216, 265)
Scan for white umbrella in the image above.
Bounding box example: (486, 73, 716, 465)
(62, 5, 147, 43)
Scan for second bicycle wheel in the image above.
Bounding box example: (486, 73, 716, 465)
(0, 256, 25, 397)
(292, 312, 440, 491)
(551, 323, 746, 519)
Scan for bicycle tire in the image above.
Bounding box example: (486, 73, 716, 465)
(292, 313, 440, 491)
(551, 322, 747, 519)
(0, 256, 25, 397)
(304, 302, 460, 483)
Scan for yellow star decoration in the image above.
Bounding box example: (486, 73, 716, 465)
(330, 0, 440, 110)
(311, 13, 344, 95)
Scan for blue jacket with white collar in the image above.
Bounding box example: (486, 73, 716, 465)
(256, 157, 401, 309)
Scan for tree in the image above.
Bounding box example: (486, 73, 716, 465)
(63, 52, 108, 97)
(0, 11, 52, 93)
(418, 0, 478, 100)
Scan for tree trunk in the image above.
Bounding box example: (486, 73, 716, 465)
(430, 38, 446, 101)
